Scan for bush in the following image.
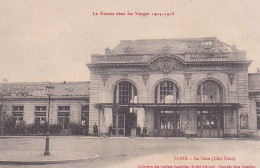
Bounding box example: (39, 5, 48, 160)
(2, 117, 87, 136)
(3, 116, 15, 134)
(69, 122, 83, 135)
(49, 124, 63, 134)
(26, 123, 47, 135)
(15, 120, 26, 134)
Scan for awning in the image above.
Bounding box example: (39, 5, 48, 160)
(95, 103, 242, 109)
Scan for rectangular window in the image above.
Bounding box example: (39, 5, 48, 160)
(81, 105, 89, 126)
(257, 114, 260, 130)
(113, 114, 116, 129)
(256, 102, 260, 108)
(35, 117, 46, 125)
(197, 115, 201, 129)
(256, 102, 260, 130)
(58, 106, 70, 111)
(35, 106, 47, 112)
(160, 111, 178, 130)
(81, 105, 89, 112)
(257, 115, 260, 130)
(12, 106, 24, 124)
(34, 106, 47, 125)
(12, 106, 24, 112)
(154, 114, 158, 129)
(240, 114, 248, 129)
(58, 106, 70, 129)
(256, 102, 260, 114)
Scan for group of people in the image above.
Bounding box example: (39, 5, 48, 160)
(93, 123, 148, 137)
(93, 123, 114, 137)
(136, 124, 148, 137)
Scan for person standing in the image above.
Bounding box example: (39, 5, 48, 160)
(108, 124, 113, 137)
(143, 124, 147, 138)
(93, 123, 98, 137)
(136, 124, 141, 137)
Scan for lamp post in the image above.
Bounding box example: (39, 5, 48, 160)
(0, 103, 3, 135)
(44, 83, 55, 156)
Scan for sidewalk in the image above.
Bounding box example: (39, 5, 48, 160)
(0, 135, 259, 140)
(0, 151, 101, 165)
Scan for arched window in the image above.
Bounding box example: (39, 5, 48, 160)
(197, 80, 223, 103)
(155, 81, 179, 103)
(113, 81, 137, 104)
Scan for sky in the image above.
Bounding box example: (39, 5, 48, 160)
(1, 0, 260, 82)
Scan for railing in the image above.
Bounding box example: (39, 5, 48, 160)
(91, 55, 147, 63)
(186, 53, 229, 61)
(91, 52, 246, 63)
(185, 52, 246, 62)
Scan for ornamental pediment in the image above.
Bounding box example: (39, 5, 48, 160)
(148, 55, 184, 73)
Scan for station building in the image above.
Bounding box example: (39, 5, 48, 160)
(0, 82, 89, 131)
(1, 37, 260, 138)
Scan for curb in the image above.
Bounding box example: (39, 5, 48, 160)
(0, 154, 102, 165)
(0, 135, 259, 140)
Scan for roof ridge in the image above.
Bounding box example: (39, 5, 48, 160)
(120, 37, 217, 43)
(0, 81, 90, 85)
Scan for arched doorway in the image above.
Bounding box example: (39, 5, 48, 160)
(113, 81, 137, 136)
(154, 80, 180, 137)
(196, 80, 224, 138)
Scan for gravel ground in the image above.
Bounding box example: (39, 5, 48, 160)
(0, 136, 259, 168)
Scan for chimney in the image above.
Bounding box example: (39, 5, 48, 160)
(231, 43, 236, 52)
(105, 47, 110, 55)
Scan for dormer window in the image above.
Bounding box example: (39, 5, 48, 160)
(124, 46, 133, 53)
(205, 41, 212, 49)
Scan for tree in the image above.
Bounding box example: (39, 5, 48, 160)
(0, 103, 4, 134)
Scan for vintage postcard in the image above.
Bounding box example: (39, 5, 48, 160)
(0, 0, 260, 168)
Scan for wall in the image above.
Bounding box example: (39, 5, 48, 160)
(4, 99, 87, 125)
(89, 74, 101, 134)
(89, 62, 254, 136)
(249, 94, 260, 137)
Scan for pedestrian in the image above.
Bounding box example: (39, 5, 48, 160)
(93, 123, 98, 137)
(143, 124, 147, 138)
(136, 124, 141, 137)
(108, 124, 113, 137)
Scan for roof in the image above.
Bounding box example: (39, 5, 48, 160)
(248, 73, 260, 91)
(0, 81, 90, 98)
(108, 37, 235, 55)
(95, 103, 242, 109)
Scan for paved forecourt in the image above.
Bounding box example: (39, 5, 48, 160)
(0, 136, 260, 167)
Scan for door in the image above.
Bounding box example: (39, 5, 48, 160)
(197, 110, 223, 138)
(113, 114, 125, 136)
(112, 107, 137, 136)
(118, 114, 125, 136)
(125, 113, 137, 136)
(155, 110, 180, 137)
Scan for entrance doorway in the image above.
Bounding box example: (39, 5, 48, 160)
(112, 107, 137, 136)
(154, 110, 180, 137)
(196, 110, 224, 138)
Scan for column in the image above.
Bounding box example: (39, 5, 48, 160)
(217, 111, 220, 138)
(236, 108, 239, 136)
(104, 107, 113, 130)
(137, 108, 145, 128)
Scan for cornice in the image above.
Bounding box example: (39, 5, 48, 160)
(87, 60, 251, 67)
(2, 96, 89, 101)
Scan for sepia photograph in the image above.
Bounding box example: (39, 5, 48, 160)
(0, 0, 260, 167)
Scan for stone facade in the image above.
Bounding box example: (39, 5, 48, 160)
(87, 37, 257, 138)
(0, 82, 89, 133)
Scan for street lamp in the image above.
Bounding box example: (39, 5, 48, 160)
(44, 83, 55, 156)
(0, 103, 4, 135)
